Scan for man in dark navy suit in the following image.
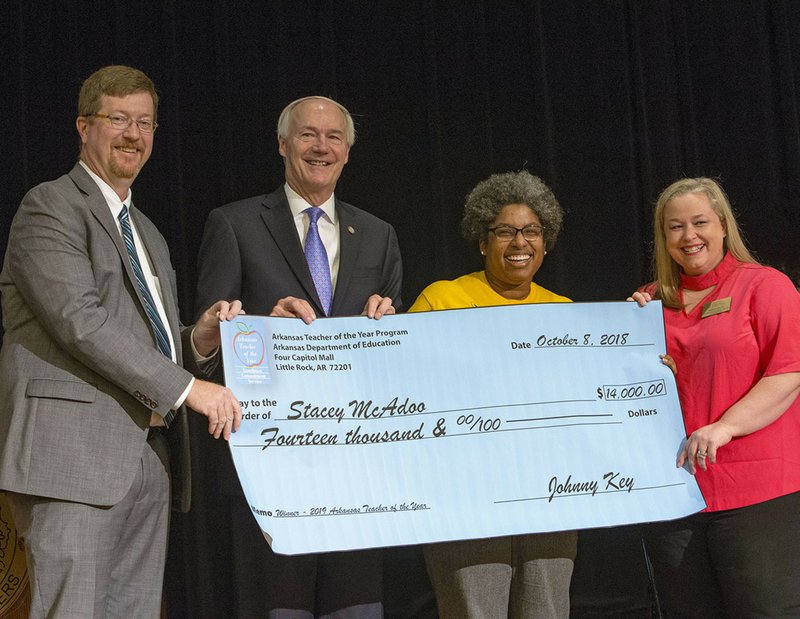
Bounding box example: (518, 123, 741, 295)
(194, 96, 402, 618)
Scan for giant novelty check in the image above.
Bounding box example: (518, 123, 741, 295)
(220, 301, 705, 555)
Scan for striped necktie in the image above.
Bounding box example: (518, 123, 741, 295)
(118, 205, 175, 426)
(304, 207, 333, 315)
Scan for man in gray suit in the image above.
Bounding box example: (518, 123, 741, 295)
(0, 65, 242, 618)
(192, 96, 402, 617)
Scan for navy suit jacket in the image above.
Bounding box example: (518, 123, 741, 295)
(195, 187, 402, 318)
(193, 186, 402, 494)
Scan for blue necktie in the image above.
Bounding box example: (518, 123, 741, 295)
(118, 205, 175, 427)
(304, 207, 332, 315)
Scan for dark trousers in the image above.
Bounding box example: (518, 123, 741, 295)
(230, 500, 383, 618)
(643, 490, 800, 618)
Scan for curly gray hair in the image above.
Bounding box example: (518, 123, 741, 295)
(461, 171, 563, 250)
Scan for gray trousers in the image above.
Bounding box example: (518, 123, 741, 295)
(424, 531, 577, 619)
(7, 433, 170, 619)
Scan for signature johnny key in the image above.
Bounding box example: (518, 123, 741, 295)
(547, 471, 634, 502)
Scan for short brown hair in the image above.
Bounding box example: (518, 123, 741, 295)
(78, 65, 159, 119)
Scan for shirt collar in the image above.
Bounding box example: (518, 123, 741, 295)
(679, 251, 738, 291)
(78, 160, 132, 219)
(284, 183, 336, 223)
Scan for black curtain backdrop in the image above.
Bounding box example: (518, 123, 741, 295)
(3, 1, 800, 617)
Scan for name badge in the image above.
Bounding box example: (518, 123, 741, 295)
(701, 297, 732, 318)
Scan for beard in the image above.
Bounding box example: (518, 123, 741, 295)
(108, 141, 143, 179)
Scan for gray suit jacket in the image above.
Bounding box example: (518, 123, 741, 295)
(193, 186, 403, 495)
(0, 163, 196, 511)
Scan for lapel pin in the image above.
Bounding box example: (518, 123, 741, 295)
(348, 226, 355, 235)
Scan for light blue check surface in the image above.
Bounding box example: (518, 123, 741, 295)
(221, 301, 705, 555)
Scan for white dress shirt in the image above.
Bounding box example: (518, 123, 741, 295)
(79, 160, 194, 413)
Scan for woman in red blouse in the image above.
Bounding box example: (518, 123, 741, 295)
(631, 177, 800, 617)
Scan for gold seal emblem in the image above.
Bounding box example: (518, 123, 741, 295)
(0, 492, 29, 616)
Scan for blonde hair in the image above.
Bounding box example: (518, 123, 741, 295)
(652, 177, 757, 308)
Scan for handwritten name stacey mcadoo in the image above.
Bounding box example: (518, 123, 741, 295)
(548, 472, 634, 502)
